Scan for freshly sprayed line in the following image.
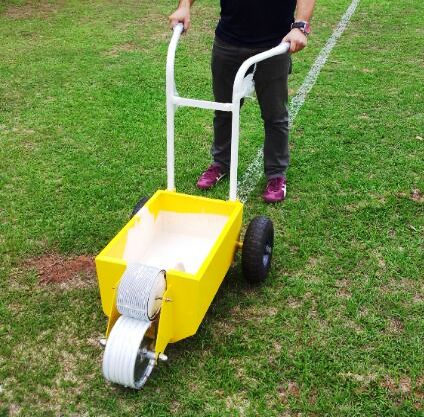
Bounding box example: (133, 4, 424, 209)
(237, 0, 361, 203)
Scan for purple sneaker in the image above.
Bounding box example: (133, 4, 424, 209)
(196, 163, 227, 190)
(263, 176, 287, 203)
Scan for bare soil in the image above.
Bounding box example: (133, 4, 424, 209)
(25, 253, 95, 284)
(2, 1, 61, 20)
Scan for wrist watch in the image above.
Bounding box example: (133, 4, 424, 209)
(291, 21, 311, 36)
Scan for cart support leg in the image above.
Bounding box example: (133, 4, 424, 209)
(229, 101, 240, 201)
(167, 99, 176, 192)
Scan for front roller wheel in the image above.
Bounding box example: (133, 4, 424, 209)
(102, 316, 156, 389)
(242, 216, 274, 284)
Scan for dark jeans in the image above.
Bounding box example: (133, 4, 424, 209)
(211, 36, 291, 179)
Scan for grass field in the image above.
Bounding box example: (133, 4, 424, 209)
(1, 0, 423, 415)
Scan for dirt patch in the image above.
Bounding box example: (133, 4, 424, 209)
(278, 381, 300, 404)
(413, 294, 424, 304)
(307, 257, 319, 267)
(336, 287, 351, 298)
(399, 377, 412, 394)
(380, 278, 423, 302)
(273, 341, 282, 353)
(110, 12, 171, 50)
(286, 297, 302, 309)
(397, 189, 424, 203)
(3, 1, 61, 20)
(25, 253, 95, 285)
(170, 400, 181, 414)
(8, 403, 21, 417)
(411, 188, 424, 203)
(225, 392, 249, 415)
(230, 304, 278, 322)
(308, 388, 318, 405)
(212, 319, 236, 337)
(335, 279, 351, 299)
(344, 319, 363, 334)
(103, 41, 141, 57)
(387, 318, 404, 334)
(373, 251, 386, 270)
(229, 358, 259, 387)
(381, 376, 412, 395)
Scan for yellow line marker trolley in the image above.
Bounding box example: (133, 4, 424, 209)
(96, 24, 290, 389)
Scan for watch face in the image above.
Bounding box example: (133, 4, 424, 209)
(292, 21, 311, 35)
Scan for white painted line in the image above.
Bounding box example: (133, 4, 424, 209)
(237, 0, 361, 203)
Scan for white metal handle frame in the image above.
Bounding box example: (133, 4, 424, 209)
(166, 23, 290, 200)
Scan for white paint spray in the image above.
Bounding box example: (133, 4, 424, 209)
(237, 0, 361, 203)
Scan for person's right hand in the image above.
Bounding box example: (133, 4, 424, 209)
(168, 6, 191, 31)
(283, 29, 307, 53)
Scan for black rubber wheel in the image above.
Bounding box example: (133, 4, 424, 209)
(242, 216, 274, 284)
(130, 196, 149, 219)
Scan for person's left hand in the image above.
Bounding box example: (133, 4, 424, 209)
(283, 29, 308, 53)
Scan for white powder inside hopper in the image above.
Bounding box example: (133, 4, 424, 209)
(123, 208, 229, 274)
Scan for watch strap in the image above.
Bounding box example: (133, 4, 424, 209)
(291, 21, 311, 36)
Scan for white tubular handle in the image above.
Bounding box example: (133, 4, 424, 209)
(166, 23, 184, 191)
(228, 41, 290, 201)
(166, 24, 289, 199)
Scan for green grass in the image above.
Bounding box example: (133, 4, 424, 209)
(1, 0, 423, 415)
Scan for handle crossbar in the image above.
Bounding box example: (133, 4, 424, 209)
(173, 97, 233, 112)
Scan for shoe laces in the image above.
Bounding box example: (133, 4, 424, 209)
(201, 164, 222, 181)
(267, 177, 283, 193)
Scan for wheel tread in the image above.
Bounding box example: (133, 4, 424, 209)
(242, 216, 274, 284)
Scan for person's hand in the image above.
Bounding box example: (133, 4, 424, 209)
(283, 29, 308, 53)
(168, 6, 191, 32)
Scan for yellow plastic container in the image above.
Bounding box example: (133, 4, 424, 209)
(95, 190, 243, 355)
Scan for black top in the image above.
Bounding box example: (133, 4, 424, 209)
(216, 0, 297, 47)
